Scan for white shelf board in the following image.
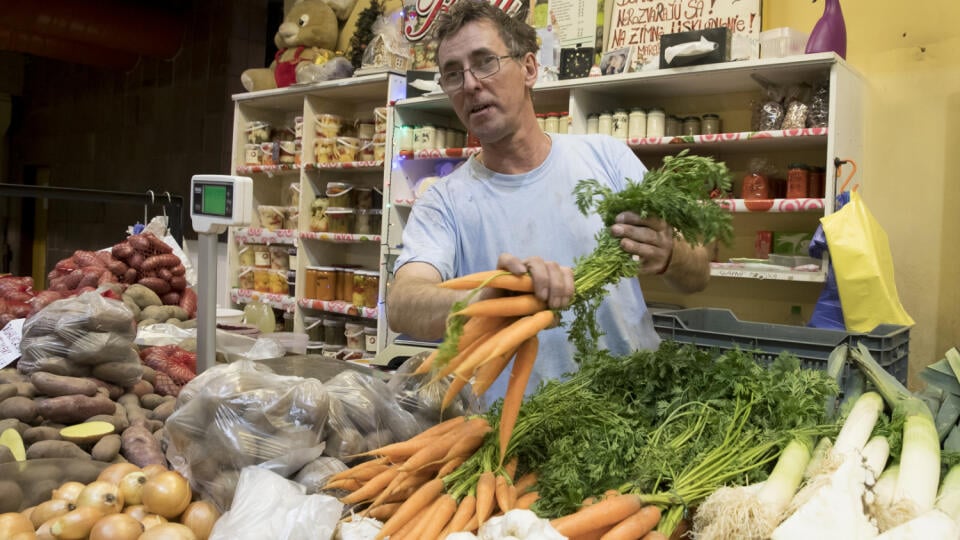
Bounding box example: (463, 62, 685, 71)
(232, 72, 403, 110)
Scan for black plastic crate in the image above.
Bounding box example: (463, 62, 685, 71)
(652, 308, 909, 385)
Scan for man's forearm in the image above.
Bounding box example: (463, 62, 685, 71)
(660, 239, 710, 293)
(386, 278, 470, 340)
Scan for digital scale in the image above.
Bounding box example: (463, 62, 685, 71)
(189, 174, 253, 372)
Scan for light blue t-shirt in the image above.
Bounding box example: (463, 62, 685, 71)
(394, 134, 661, 403)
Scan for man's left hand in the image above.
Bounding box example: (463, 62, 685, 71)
(610, 212, 674, 275)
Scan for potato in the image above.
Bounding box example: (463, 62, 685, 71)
(0, 397, 39, 424)
(25, 440, 91, 460)
(0, 419, 29, 435)
(120, 424, 165, 468)
(92, 361, 143, 387)
(36, 395, 116, 424)
(140, 366, 157, 385)
(130, 380, 154, 398)
(13, 383, 36, 399)
(151, 401, 176, 422)
(124, 284, 163, 309)
(59, 421, 115, 445)
(29, 372, 98, 398)
(138, 318, 160, 328)
(91, 434, 122, 462)
(141, 305, 189, 323)
(0, 481, 24, 513)
(118, 394, 149, 426)
(0, 369, 25, 384)
(31, 356, 91, 377)
(86, 378, 124, 401)
(121, 294, 142, 321)
(0, 446, 14, 465)
(22, 426, 62, 446)
(0, 385, 16, 402)
(66, 332, 133, 365)
(85, 414, 129, 434)
(140, 394, 167, 410)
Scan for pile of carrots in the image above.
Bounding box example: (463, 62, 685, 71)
(325, 415, 539, 539)
(419, 269, 556, 465)
(550, 492, 666, 540)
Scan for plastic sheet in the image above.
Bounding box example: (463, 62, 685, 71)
(387, 352, 481, 426)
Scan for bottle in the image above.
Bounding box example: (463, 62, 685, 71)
(805, 0, 846, 59)
(786, 305, 805, 326)
(243, 300, 276, 334)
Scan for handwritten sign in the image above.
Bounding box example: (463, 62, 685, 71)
(0, 319, 24, 369)
(605, 0, 760, 66)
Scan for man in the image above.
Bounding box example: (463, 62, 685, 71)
(387, 0, 710, 402)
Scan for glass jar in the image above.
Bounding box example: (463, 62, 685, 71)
(336, 137, 362, 162)
(345, 322, 365, 350)
(612, 109, 629, 139)
(310, 198, 330, 233)
(304, 266, 318, 299)
(315, 137, 336, 164)
(253, 268, 270, 292)
(535, 113, 546, 131)
(355, 208, 374, 235)
(598, 112, 613, 136)
(372, 133, 387, 161)
(544, 112, 560, 133)
(337, 267, 355, 302)
(742, 172, 772, 200)
(284, 206, 299, 230)
(351, 272, 367, 307)
(288, 270, 296, 296)
(269, 246, 289, 271)
(245, 121, 273, 144)
(238, 245, 256, 267)
(323, 318, 347, 346)
(586, 114, 599, 134)
(314, 266, 336, 301)
(326, 208, 355, 234)
(397, 125, 414, 152)
(682, 116, 701, 136)
(244, 144, 260, 165)
(646, 108, 665, 137)
(355, 187, 374, 209)
(315, 114, 341, 138)
(361, 270, 379, 308)
(268, 269, 287, 294)
(809, 166, 826, 198)
(252, 244, 270, 268)
(558, 112, 569, 134)
(665, 115, 683, 136)
(288, 247, 297, 270)
(628, 108, 646, 139)
(237, 267, 255, 290)
(701, 113, 721, 135)
(787, 163, 811, 199)
(304, 316, 323, 342)
(322, 344, 344, 359)
(257, 205, 285, 231)
(326, 182, 354, 207)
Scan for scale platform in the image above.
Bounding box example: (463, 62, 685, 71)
(369, 335, 438, 370)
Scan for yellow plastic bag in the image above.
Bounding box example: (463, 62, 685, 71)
(820, 191, 914, 332)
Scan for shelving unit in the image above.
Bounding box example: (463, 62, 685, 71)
(385, 53, 863, 341)
(226, 73, 406, 353)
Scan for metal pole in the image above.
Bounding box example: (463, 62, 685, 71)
(196, 231, 219, 372)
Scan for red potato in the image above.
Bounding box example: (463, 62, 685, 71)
(158, 268, 173, 282)
(178, 288, 197, 318)
(170, 265, 185, 277)
(128, 235, 151, 253)
(107, 260, 129, 277)
(138, 278, 171, 296)
(143, 233, 173, 254)
(72, 250, 101, 268)
(169, 276, 187, 292)
(161, 292, 181, 306)
(127, 252, 145, 270)
(112, 242, 135, 260)
(142, 255, 180, 272)
(124, 268, 139, 283)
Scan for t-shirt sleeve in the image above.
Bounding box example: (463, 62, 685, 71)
(393, 187, 458, 280)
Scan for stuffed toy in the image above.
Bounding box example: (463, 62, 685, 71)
(241, 0, 355, 92)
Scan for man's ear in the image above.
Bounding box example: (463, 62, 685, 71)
(521, 52, 539, 88)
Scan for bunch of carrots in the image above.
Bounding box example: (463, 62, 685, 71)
(325, 415, 539, 539)
(550, 492, 667, 540)
(416, 269, 557, 465)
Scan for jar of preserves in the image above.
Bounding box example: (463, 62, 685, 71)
(269, 245, 289, 270)
(397, 125, 414, 152)
(314, 266, 336, 301)
(544, 112, 559, 133)
(787, 163, 811, 199)
(598, 112, 613, 136)
(336, 137, 362, 162)
(665, 115, 683, 136)
(323, 318, 347, 346)
(742, 171, 772, 200)
(304, 266, 318, 299)
(304, 316, 323, 342)
(315, 114, 341, 138)
(310, 198, 330, 233)
(361, 270, 379, 308)
(268, 269, 287, 294)
(253, 268, 270, 292)
(325, 182, 354, 207)
(701, 113, 721, 135)
(315, 137, 336, 164)
(246, 121, 273, 144)
(337, 267, 355, 302)
(435, 127, 447, 149)
(345, 322, 365, 350)
(682, 116, 701, 136)
(326, 208, 355, 234)
(420, 124, 436, 150)
(535, 113, 546, 131)
(646, 108, 666, 137)
(612, 109, 629, 139)
(558, 112, 569, 134)
(628, 108, 646, 139)
(252, 244, 270, 268)
(237, 267, 255, 290)
(809, 166, 826, 198)
(352, 272, 367, 307)
(586, 114, 600, 134)
(238, 245, 255, 267)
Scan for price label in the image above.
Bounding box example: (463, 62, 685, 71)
(0, 319, 25, 369)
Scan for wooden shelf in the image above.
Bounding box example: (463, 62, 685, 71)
(234, 228, 298, 245)
(298, 298, 378, 319)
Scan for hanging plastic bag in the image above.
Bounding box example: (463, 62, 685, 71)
(819, 190, 914, 332)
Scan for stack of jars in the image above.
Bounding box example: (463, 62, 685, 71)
(308, 181, 383, 236)
(244, 120, 303, 166)
(585, 108, 724, 139)
(535, 111, 570, 134)
(303, 265, 379, 309)
(237, 243, 292, 295)
(396, 124, 467, 152)
(373, 106, 388, 161)
(315, 109, 390, 164)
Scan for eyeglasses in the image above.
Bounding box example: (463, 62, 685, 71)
(439, 55, 516, 92)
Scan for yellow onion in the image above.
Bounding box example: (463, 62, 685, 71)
(50, 507, 105, 540)
(51, 481, 86, 504)
(76, 481, 124, 514)
(89, 513, 145, 540)
(178, 501, 220, 540)
(10, 531, 37, 540)
(140, 514, 168, 530)
(118, 472, 147, 506)
(142, 472, 191, 519)
(139, 522, 198, 540)
(141, 464, 169, 480)
(0, 512, 34, 538)
(29, 499, 74, 529)
(97, 463, 142, 485)
(123, 504, 149, 521)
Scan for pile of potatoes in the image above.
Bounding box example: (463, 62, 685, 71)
(0, 463, 220, 540)
(120, 285, 195, 330)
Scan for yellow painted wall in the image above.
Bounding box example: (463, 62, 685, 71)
(762, 0, 960, 386)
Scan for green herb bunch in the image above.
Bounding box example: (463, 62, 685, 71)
(569, 151, 734, 358)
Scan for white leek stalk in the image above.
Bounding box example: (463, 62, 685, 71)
(803, 437, 833, 480)
(870, 464, 900, 527)
(936, 464, 960, 521)
(861, 436, 890, 480)
(693, 437, 812, 540)
(873, 510, 958, 539)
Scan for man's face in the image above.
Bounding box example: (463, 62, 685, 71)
(437, 21, 534, 145)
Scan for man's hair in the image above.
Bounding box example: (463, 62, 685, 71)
(432, 1, 539, 63)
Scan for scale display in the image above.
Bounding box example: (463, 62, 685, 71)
(190, 175, 252, 234)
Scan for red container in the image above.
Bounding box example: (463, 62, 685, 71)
(755, 231, 773, 259)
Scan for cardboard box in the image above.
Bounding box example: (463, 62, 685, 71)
(659, 28, 731, 69)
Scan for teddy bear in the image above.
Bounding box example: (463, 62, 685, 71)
(241, 0, 357, 92)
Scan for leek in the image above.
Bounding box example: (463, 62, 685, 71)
(877, 465, 960, 538)
(862, 436, 891, 479)
(850, 343, 941, 526)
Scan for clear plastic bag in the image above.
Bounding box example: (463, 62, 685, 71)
(165, 361, 331, 510)
(388, 352, 481, 427)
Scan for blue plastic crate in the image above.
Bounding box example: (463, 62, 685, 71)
(652, 308, 909, 384)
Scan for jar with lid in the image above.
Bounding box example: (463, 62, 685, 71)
(701, 113, 721, 135)
(558, 112, 569, 133)
(355, 186, 374, 209)
(665, 115, 683, 136)
(237, 267, 255, 290)
(323, 318, 347, 346)
(326, 208, 355, 234)
(269, 246, 289, 270)
(682, 116, 701, 136)
(304, 316, 323, 342)
(253, 268, 270, 292)
(397, 125, 414, 152)
(535, 113, 546, 131)
(238, 245, 256, 267)
(419, 124, 436, 150)
(345, 322, 365, 350)
(268, 269, 287, 294)
(360, 270, 379, 308)
(610, 109, 629, 139)
(351, 271, 368, 307)
(337, 267, 355, 302)
(742, 171, 772, 200)
(628, 108, 646, 139)
(598, 112, 613, 136)
(252, 244, 270, 268)
(304, 267, 318, 299)
(544, 112, 560, 133)
(646, 108, 666, 137)
(586, 114, 600, 134)
(314, 266, 336, 301)
(787, 163, 811, 199)
(809, 166, 826, 198)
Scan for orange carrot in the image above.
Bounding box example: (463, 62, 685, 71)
(436, 327, 500, 381)
(414, 415, 469, 440)
(400, 418, 486, 472)
(340, 467, 401, 505)
(471, 349, 516, 397)
(442, 374, 471, 410)
(488, 311, 553, 361)
(640, 531, 668, 540)
(508, 483, 518, 509)
(354, 434, 441, 460)
(366, 502, 401, 521)
(514, 471, 538, 493)
(550, 494, 645, 539)
(404, 495, 445, 540)
(438, 271, 534, 292)
(475, 471, 497, 526)
(495, 474, 513, 513)
(504, 456, 519, 481)
(375, 477, 445, 540)
(454, 294, 548, 318)
(419, 494, 458, 540)
(443, 423, 491, 460)
(326, 456, 389, 482)
(368, 470, 429, 509)
(515, 490, 539, 509)
(568, 527, 614, 540)
(442, 494, 476, 536)
(322, 477, 363, 491)
(600, 506, 662, 540)
(414, 349, 439, 375)
(437, 455, 467, 477)
(458, 315, 510, 352)
(498, 335, 538, 465)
